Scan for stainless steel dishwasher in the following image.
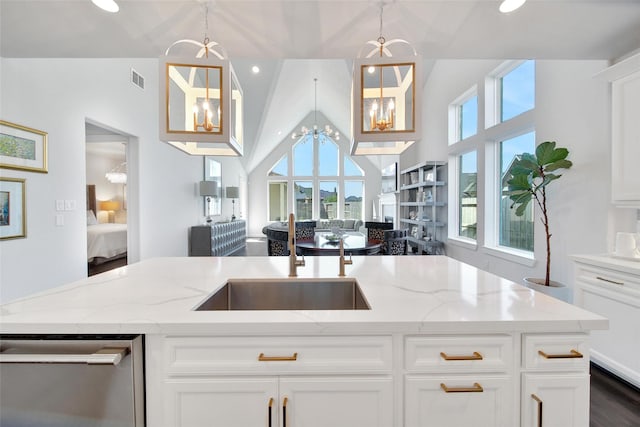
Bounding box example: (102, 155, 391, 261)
(0, 334, 145, 427)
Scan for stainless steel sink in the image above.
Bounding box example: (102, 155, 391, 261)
(195, 278, 370, 311)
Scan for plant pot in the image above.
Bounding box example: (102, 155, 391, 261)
(522, 277, 571, 303)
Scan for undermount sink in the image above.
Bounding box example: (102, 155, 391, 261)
(195, 278, 370, 311)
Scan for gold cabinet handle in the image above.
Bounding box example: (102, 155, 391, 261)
(440, 351, 483, 361)
(538, 349, 583, 359)
(258, 352, 298, 362)
(282, 396, 288, 427)
(440, 382, 484, 393)
(596, 276, 624, 286)
(268, 398, 273, 427)
(532, 394, 543, 427)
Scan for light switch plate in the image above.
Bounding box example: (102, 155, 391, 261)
(55, 214, 64, 226)
(56, 200, 65, 211)
(64, 200, 76, 211)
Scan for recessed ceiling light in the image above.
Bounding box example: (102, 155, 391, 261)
(251, 65, 260, 74)
(91, 0, 119, 13)
(499, 0, 526, 13)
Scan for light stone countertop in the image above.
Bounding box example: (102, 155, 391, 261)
(0, 256, 607, 336)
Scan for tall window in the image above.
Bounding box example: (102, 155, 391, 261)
(500, 60, 535, 122)
(458, 151, 477, 240)
(460, 96, 478, 140)
(448, 88, 478, 145)
(344, 181, 363, 220)
(295, 180, 313, 220)
(319, 181, 337, 219)
(268, 181, 287, 221)
(267, 133, 365, 221)
(499, 132, 535, 251)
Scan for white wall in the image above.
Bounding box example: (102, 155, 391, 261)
(404, 59, 616, 292)
(0, 58, 246, 303)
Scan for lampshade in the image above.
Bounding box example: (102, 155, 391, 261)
(199, 180, 219, 197)
(99, 200, 120, 211)
(225, 186, 239, 199)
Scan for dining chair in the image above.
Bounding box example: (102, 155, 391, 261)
(383, 229, 408, 255)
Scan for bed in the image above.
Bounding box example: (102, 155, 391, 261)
(87, 185, 127, 265)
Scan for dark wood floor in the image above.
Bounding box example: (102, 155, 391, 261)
(590, 363, 640, 427)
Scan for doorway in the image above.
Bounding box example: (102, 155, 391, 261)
(85, 121, 133, 276)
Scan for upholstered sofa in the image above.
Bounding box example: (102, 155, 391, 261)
(314, 219, 363, 232)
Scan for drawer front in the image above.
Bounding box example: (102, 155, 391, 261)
(576, 263, 640, 295)
(523, 334, 589, 371)
(405, 335, 513, 373)
(405, 375, 514, 427)
(163, 336, 393, 376)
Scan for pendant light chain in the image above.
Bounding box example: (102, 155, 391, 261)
(378, 2, 386, 55)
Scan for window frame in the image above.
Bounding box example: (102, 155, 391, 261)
(448, 85, 478, 145)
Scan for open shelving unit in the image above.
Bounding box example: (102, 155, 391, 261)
(399, 161, 447, 254)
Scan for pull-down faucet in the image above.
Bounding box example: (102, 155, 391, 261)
(288, 213, 305, 277)
(338, 239, 353, 277)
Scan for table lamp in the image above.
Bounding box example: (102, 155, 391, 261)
(226, 186, 239, 221)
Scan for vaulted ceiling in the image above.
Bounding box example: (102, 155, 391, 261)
(2, 0, 639, 171)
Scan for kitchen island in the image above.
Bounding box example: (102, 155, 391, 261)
(0, 256, 607, 426)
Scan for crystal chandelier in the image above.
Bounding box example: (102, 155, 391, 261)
(292, 78, 339, 142)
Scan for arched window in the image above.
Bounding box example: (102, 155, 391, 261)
(266, 134, 365, 221)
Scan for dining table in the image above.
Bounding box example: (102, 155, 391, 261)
(295, 231, 382, 256)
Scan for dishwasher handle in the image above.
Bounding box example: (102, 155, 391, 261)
(0, 346, 129, 365)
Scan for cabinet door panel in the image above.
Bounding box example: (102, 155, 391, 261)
(279, 376, 393, 427)
(165, 378, 278, 427)
(522, 373, 589, 427)
(405, 376, 513, 427)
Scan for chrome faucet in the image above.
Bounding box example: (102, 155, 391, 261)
(338, 239, 352, 277)
(288, 213, 305, 277)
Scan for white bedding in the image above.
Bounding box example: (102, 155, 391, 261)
(87, 223, 127, 261)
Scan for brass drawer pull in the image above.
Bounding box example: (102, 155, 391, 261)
(532, 394, 543, 427)
(596, 276, 624, 286)
(440, 382, 484, 393)
(283, 396, 288, 427)
(440, 351, 483, 361)
(258, 352, 298, 362)
(538, 349, 583, 359)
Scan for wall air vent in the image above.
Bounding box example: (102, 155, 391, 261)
(131, 68, 145, 90)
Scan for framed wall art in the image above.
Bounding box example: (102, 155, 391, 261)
(0, 177, 26, 240)
(0, 120, 48, 173)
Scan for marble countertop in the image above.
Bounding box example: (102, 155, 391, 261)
(0, 256, 607, 335)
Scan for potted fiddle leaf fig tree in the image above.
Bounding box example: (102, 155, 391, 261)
(507, 141, 572, 291)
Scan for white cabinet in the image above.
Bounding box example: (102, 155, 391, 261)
(164, 378, 277, 427)
(596, 53, 640, 206)
(404, 334, 516, 426)
(521, 374, 589, 427)
(146, 335, 394, 427)
(521, 333, 591, 427)
(147, 332, 594, 426)
(405, 376, 513, 426)
(573, 256, 640, 387)
(279, 377, 393, 427)
(399, 161, 447, 254)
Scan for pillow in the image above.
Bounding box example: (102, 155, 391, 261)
(86, 210, 98, 226)
(343, 219, 355, 229)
